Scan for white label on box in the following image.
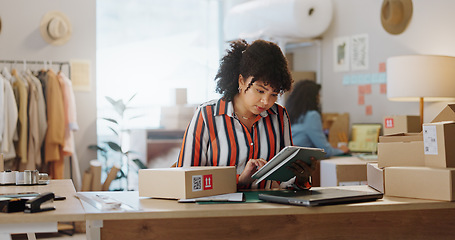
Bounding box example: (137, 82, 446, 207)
(423, 125, 438, 155)
(192, 175, 203, 191)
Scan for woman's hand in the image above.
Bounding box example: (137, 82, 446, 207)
(339, 145, 350, 154)
(288, 157, 317, 189)
(238, 158, 267, 186)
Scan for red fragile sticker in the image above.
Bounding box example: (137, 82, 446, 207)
(203, 174, 213, 190)
(385, 118, 394, 128)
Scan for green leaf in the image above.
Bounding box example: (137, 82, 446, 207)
(132, 159, 147, 169)
(88, 145, 107, 153)
(113, 102, 126, 116)
(126, 93, 137, 105)
(106, 141, 122, 152)
(105, 96, 126, 116)
(105, 96, 117, 106)
(108, 126, 119, 136)
(102, 117, 118, 125)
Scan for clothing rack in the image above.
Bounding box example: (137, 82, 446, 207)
(0, 59, 71, 77)
(0, 59, 74, 181)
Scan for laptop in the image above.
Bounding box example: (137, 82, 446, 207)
(258, 188, 383, 207)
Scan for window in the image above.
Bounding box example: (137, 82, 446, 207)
(97, 0, 222, 131)
(96, 0, 223, 190)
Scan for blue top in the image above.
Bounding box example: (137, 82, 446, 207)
(291, 110, 344, 157)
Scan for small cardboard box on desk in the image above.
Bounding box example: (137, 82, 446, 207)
(377, 133, 425, 168)
(320, 157, 374, 187)
(385, 166, 455, 201)
(138, 166, 236, 199)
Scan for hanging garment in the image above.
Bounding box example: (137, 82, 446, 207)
(45, 69, 65, 179)
(58, 72, 79, 154)
(11, 69, 28, 164)
(20, 73, 40, 171)
(28, 71, 47, 155)
(58, 71, 81, 190)
(0, 74, 18, 160)
(36, 70, 48, 104)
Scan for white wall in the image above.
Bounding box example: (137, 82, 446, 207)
(0, 0, 97, 181)
(293, 0, 455, 125)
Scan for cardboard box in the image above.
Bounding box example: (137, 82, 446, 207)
(431, 104, 455, 123)
(377, 133, 425, 168)
(292, 72, 316, 82)
(367, 163, 384, 193)
(383, 115, 420, 135)
(322, 113, 350, 148)
(320, 157, 372, 187)
(385, 166, 455, 201)
(138, 166, 236, 199)
(170, 88, 188, 105)
(423, 121, 455, 168)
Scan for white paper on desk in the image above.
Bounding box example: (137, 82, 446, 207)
(178, 193, 244, 203)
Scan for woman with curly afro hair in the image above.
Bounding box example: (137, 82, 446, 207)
(178, 39, 314, 190)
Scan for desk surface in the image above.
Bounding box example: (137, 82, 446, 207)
(0, 179, 85, 223)
(78, 185, 455, 239)
(79, 185, 455, 221)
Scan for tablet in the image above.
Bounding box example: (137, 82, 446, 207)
(251, 146, 326, 182)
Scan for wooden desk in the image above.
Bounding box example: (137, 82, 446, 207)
(0, 180, 85, 240)
(79, 185, 455, 240)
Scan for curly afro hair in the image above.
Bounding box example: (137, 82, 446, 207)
(215, 39, 293, 101)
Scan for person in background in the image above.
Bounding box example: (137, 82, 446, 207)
(177, 39, 314, 190)
(285, 80, 350, 157)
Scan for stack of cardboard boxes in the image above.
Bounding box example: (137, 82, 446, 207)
(369, 105, 455, 201)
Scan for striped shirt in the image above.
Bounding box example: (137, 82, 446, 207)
(177, 98, 293, 189)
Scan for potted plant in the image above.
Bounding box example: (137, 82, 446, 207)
(89, 94, 146, 191)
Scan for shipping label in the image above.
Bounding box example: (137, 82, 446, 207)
(423, 125, 438, 155)
(192, 175, 203, 191)
(192, 174, 213, 191)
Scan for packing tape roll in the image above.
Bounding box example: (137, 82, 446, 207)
(0, 171, 17, 185)
(224, 0, 333, 40)
(16, 172, 25, 185)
